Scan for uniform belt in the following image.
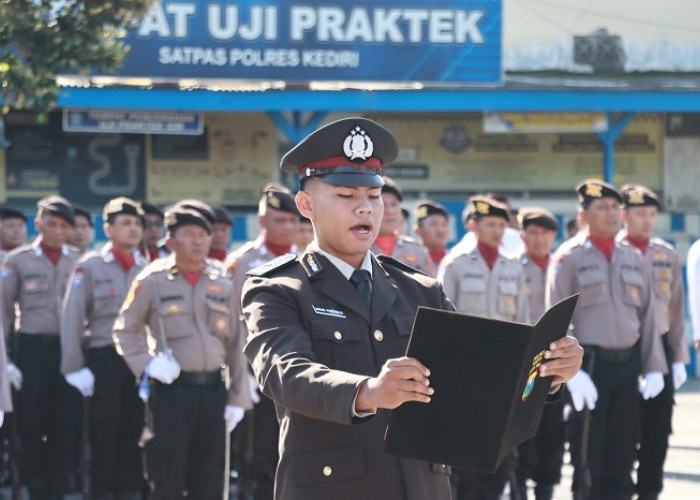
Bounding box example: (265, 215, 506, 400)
(583, 343, 639, 363)
(175, 369, 224, 386)
(19, 332, 60, 346)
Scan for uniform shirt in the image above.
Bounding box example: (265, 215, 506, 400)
(617, 235, 688, 365)
(112, 254, 251, 408)
(60, 243, 147, 374)
(687, 238, 700, 344)
(546, 233, 665, 374)
(0, 320, 11, 412)
(439, 247, 529, 323)
(1, 239, 79, 336)
(520, 252, 548, 323)
(371, 234, 433, 276)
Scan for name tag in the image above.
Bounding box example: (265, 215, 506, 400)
(312, 305, 347, 319)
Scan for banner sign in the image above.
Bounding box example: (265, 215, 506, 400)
(113, 0, 502, 84)
(63, 109, 204, 135)
(484, 113, 608, 133)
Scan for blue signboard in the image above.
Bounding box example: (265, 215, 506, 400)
(63, 109, 204, 135)
(112, 0, 502, 84)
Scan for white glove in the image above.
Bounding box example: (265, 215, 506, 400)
(64, 367, 95, 397)
(146, 354, 181, 384)
(672, 362, 687, 391)
(566, 370, 598, 411)
(0, 411, 4, 429)
(248, 373, 261, 404)
(7, 363, 22, 391)
(224, 405, 245, 433)
(639, 371, 665, 399)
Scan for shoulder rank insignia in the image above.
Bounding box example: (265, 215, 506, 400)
(247, 253, 297, 277)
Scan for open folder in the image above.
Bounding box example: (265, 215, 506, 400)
(384, 294, 579, 473)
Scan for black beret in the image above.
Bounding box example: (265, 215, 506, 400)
(140, 202, 164, 219)
(381, 176, 403, 202)
(280, 117, 398, 187)
(171, 199, 216, 224)
(414, 199, 448, 223)
(103, 197, 145, 224)
(165, 207, 212, 235)
(72, 205, 94, 227)
(212, 205, 234, 225)
(518, 207, 559, 231)
(37, 195, 75, 225)
(619, 184, 660, 209)
(0, 206, 26, 222)
(401, 208, 410, 221)
(463, 195, 510, 222)
(261, 183, 298, 214)
(576, 179, 622, 205)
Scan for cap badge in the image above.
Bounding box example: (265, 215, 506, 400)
(585, 184, 603, 198)
(627, 190, 645, 205)
(415, 206, 428, 220)
(475, 201, 490, 215)
(343, 126, 374, 161)
(165, 213, 178, 226)
(267, 193, 281, 209)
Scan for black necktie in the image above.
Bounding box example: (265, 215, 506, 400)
(350, 269, 372, 309)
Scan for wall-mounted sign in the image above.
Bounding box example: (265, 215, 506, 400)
(484, 113, 608, 133)
(63, 109, 204, 135)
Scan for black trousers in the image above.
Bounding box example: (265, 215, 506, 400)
(453, 452, 512, 500)
(569, 354, 640, 500)
(17, 333, 81, 497)
(144, 380, 227, 500)
(88, 346, 145, 495)
(517, 400, 565, 487)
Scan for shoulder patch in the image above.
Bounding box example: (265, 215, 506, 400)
(377, 254, 427, 276)
(247, 253, 298, 277)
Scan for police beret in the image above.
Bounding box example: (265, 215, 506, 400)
(518, 207, 559, 231)
(212, 205, 234, 225)
(463, 195, 509, 222)
(576, 179, 622, 205)
(280, 117, 398, 188)
(171, 199, 216, 224)
(261, 183, 298, 214)
(0, 206, 26, 222)
(165, 207, 212, 235)
(103, 197, 145, 224)
(140, 202, 165, 219)
(72, 205, 94, 227)
(37, 195, 75, 225)
(414, 199, 448, 223)
(619, 184, 660, 209)
(382, 176, 403, 202)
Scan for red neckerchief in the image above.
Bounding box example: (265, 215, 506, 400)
(429, 249, 447, 267)
(112, 248, 136, 272)
(264, 237, 292, 257)
(374, 234, 397, 256)
(40, 242, 61, 266)
(208, 249, 227, 261)
(531, 255, 550, 271)
(180, 269, 202, 286)
(625, 234, 650, 256)
(589, 234, 616, 261)
(149, 247, 160, 262)
(1, 244, 12, 252)
(477, 240, 499, 270)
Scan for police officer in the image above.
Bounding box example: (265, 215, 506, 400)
(1, 195, 81, 499)
(113, 203, 251, 500)
(60, 197, 147, 500)
(69, 205, 95, 253)
(371, 177, 432, 275)
(617, 184, 689, 500)
(515, 207, 564, 500)
(241, 117, 583, 500)
(139, 202, 166, 262)
(295, 216, 315, 253)
(209, 205, 234, 261)
(413, 199, 450, 271)
(0, 206, 27, 262)
(439, 195, 529, 500)
(547, 179, 666, 500)
(224, 183, 299, 500)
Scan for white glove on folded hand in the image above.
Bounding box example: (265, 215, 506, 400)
(566, 370, 598, 411)
(146, 354, 181, 384)
(64, 367, 95, 397)
(639, 371, 665, 399)
(224, 405, 245, 433)
(248, 373, 261, 404)
(672, 362, 687, 391)
(7, 363, 22, 391)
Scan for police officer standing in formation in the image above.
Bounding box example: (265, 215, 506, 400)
(225, 183, 299, 500)
(139, 202, 166, 262)
(69, 205, 95, 254)
(0, 206, 27, 262)
(371, 176, 433, 275)
(241, 117, 583, 500)
(1, 196, 81, 499)
(548, 180, 666, 500)
(113, 202, 251, 499)
(515, 208, 564, 500)
(686, 229, 700, 353)
(616, 184, 689, 500)
(60, 197, 148, 500)
(439, 195, 529, 500)
(413, 199, 450, 270)
(209, 205, 234, 262)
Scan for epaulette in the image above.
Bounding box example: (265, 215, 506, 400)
(229, 240, 256, 260)
(247, 253, 297, 277)
(77, 250, 102, 266)
(377, 254, 426, 276)
(651, 237, 674, 251)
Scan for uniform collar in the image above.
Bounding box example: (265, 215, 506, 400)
(307, 242, 373, 280)
(31, 238, 69, 256)
(101, 242, 147, 265)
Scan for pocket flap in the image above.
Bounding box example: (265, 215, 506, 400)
(293, 446, 365, 486)
(310, 318, 363, 343)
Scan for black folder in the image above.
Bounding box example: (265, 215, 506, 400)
(383, 294, 579, 473)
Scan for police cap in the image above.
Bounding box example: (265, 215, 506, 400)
(382, 176, 403, 202)
(103, 197, 145, 225)
(414, 199, 448, 223)
(165, 206, 212, 235)
(0, 206, 26, 223)
(261, 183, 298, 214)
(140, 202, 164, 220)
(280, 117, 398, 187)
(463, 195, 509, 222)
(619, 184, 660, 209)
(212, 205, 234, 225)
(518, 207, 559, 232)
(37, 195, 75, 225)
(73, 205, 94, 227)
(171, 199, 216, 224)
(576, 179, 622, 206)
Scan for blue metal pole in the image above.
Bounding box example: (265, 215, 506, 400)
(596, 112, 635, 184)
(266, 111, 327, 144)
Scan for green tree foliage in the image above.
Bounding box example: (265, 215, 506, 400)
(0, 0, 153, 114)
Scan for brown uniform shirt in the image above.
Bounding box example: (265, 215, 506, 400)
(519, 253, 548, 323)
(1, 240, 79, 336)
(372, 235, 434, 276)
(547, 233, 666, 374)
(60, 243, 147, 374)
(439, 247, 529, 323)
(112, 254, 251, 408)
(617, 235, 689, 365)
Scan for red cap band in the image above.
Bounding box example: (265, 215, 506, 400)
(299, 156, 381, 173)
